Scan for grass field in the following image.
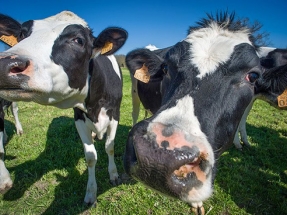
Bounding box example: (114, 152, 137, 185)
(0, 68, 287, 215)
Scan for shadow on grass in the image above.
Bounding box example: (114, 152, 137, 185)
(216, 123, 287, 215)
(3, 116, 132, 214)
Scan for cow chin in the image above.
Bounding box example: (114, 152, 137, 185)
(0, 89, 37, 102)
(124, 120, 214, 205)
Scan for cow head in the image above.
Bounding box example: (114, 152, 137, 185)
(124, 12, 285, 213)
(256, 48, 287, 108)
(0, 11, 127, 109)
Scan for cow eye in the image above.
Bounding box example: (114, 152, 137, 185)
(73, 37, 84, 46)
(246, 71, 260, 83)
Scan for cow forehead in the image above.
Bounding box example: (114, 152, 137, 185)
(39, 11, 88, 28)
(26, 11, 88, 42)
(185, 22, 253, 79)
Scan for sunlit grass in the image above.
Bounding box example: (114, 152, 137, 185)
(0, 68, 286, 214)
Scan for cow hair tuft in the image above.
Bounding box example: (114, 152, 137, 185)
(187, 10, 268, 48)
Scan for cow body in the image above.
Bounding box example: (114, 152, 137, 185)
(124, 12, 287, 213)
(0, 11, 127, 205)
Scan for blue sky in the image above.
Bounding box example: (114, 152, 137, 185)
(1, 0, 287, 55)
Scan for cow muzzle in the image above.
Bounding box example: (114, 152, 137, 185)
(0, 53, 32, 98)
(124, 120, 214, 207)
(0, 53, 31, 76)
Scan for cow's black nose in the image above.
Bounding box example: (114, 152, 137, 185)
(0, 54, 30, 76)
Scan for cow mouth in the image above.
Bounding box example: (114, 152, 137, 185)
(173, 152, 208, 179)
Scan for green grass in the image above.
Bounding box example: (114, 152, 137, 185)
(0, 68, 286, 215)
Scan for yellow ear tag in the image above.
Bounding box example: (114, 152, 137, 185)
(0, 35, 18, 47)
(278, 89, 287, 107)
(101, 41, 113, 54)
(134, 64, 150, 83)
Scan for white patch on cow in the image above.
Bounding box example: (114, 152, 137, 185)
(145, 44, 159, 51)
(44, 11, 88, 27)
(185, 22, 252, 79)
(0, 131, 13, 194)
(149, 95, 214, 163)
(5, 11, 89, 108)
(149, 96, 207, 143)
(148, 95, 215, 203)
(93, 107, 110, 139)
(107, 55, 121, 80)
(257, 47, 276, 58)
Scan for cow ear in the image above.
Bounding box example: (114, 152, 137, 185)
(0, 14, 21, 46)
(126, 49, 165, 83)
(93, 27, 128, 56)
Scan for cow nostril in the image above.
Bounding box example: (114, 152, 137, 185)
(11, 66, 25, 74)
(9, 61, 29, 74)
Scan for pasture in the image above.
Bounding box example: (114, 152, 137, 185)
(0, 68, 286, 215)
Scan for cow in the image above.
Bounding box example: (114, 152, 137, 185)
(234, 48, 287, 149)
(123, 12, 287, 214)
(0, 11, 127, 206)
(130, 46, 172, 125)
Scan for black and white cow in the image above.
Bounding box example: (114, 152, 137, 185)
(124, 12, 287, 214)
(0, 11, 127, 206)
(234, 48, 287, 149)
(130, 46, 172, 124)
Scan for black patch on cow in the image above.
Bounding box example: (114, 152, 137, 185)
(51, 24, 94, 90)
(0, 14, 33, 43)
(73, 107, 85, 122)
(19, 20, 33, 41)
(161, 124, 174, 137)
(161, 140, 169, 149)
(137, 81, 162, 114)
(0, 14, 21, 37)
(172, 171, 203, 191)
(179, 145, 200, 154)
(85, 55, 122, 123)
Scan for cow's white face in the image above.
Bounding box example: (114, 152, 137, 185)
(2, 11, 90, 109)
(0, 11, 127, 110)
